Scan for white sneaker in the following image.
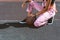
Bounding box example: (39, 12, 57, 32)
(19, 21, 26, 24)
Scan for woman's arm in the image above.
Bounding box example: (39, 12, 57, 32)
(21, 1, 27, 8)
(22, 0, 31, 8)
(36, 0, 52, 16)
(22, 0, 35, 17)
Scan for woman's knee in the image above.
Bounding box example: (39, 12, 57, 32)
(34, 21, 47, 27)
(34, 22, 40, 27)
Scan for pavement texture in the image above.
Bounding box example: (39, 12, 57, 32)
(0, 2, 59, 40)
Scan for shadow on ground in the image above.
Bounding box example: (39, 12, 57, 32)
(0, 22, 40, 29)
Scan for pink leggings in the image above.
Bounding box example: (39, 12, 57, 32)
(34, 9, 55, 27)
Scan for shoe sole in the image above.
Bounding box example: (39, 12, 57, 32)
(19, 22, 26, 24)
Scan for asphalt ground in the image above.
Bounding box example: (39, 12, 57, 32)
(0, 2, 59, 40)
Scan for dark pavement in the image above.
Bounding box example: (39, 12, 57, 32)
(0, 2, 59, 40)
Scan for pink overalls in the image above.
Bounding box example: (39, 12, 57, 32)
(26, 0, 56, 27)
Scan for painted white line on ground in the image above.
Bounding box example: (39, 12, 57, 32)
(55, 19, 60, 20)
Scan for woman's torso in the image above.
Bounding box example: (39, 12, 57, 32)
(42, 0, 56, 11)
(28, 0, 56, 11)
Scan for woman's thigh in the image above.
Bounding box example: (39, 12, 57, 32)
(35, 10, 55, 23)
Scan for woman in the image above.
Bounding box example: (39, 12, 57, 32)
(20, 0, 57, 27)
(20, 0, 43, 23)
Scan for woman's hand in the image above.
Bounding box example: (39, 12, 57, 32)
(30, 14, 35, 17)
(28, 14, 35, 17)
(36, 10, 45, 16)
(36, 13, 39, 16)
(21, 3, 26, 8)
(36, 12, 41, 16)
